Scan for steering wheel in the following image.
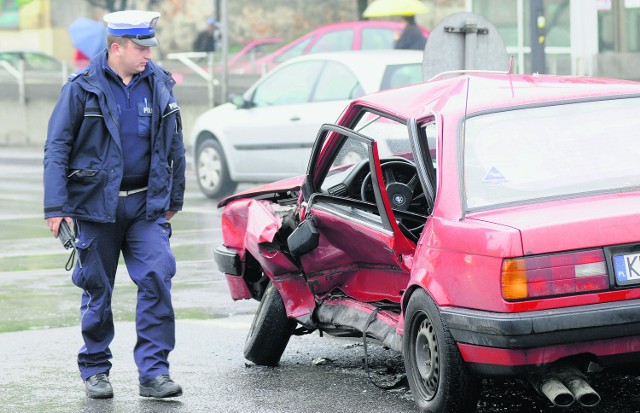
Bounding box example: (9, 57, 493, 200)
(359, 160, 429, 216)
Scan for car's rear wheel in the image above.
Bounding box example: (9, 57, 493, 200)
(403, 289, 481, 413)
(195, 137, 237, 199)
(244, 283, 296, 366)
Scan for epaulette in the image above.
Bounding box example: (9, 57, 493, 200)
(68, 69, 88, 82)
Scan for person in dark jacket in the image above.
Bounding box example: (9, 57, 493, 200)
(193, 17, 220, 52)
(395, 15, 427, 50)
(44, 9, 185, 400)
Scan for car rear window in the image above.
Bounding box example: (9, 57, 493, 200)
(463, 97, 640, 209)
(380, 63, 423, 90)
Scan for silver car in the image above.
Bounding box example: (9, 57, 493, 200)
(189, 49, 424, 198)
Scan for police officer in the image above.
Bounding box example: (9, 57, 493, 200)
(44, 10, 185, 399)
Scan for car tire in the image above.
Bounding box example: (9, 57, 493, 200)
(403, 289, 481, 413)
(244, 283, 296, 366)
(195, 137, 238, 199)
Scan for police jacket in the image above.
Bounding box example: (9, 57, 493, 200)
(43, 51, 186, 223)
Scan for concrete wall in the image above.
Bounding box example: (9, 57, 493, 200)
(0, 85, 210, 150)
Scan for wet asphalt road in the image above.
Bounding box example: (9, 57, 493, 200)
(1, 147, 640, 413)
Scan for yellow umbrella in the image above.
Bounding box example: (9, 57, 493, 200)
(363, 0, 429, 18)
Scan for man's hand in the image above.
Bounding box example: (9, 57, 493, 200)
(166, 210, 177, 221)
(47, 216, 72, 238)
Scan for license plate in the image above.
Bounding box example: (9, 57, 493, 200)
(613, 252, 640, 285)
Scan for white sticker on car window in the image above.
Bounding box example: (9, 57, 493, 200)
(482, 167, 507, 185)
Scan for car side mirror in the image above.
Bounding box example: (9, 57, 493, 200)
(287, 217, 319, 258)
(230, 94, 251, 108)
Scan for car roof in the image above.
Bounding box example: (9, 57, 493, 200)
(351, 72, 640, 120)
(280, 49, 424, 68)
(264, 49, 424, 93)
(275, 20, 429, 41)
(305, 20, 405, 31)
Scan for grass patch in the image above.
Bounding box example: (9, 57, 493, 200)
(0, 286, 80, 332)
(0, 254, 70, 272)
(175, 307, 226, 320)
(172, 243, 214, 262)
(0, 217, 49, 240)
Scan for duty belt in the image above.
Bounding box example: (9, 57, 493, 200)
(118, 186, 148, 197)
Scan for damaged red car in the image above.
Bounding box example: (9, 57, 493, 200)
(214, 72, 640, 412)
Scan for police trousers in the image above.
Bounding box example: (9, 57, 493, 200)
(71, 190, 176, 383)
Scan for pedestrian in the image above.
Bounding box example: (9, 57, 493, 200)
(395, 15, 427, 50)
(193, 17, 220, 52)
(43, 9, 185, 400)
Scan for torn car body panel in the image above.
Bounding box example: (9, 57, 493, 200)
(219, 196, 316, 318)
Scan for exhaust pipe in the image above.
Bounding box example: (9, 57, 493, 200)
(531, 365, 601, 408)
(533, 376, 575, 407)
(558, 367, 601, 408)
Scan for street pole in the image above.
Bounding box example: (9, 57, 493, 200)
(220, 0, 228, 104)
(530, 0, 546, 73)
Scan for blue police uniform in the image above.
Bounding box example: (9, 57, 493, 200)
(43, 11, 185, 390)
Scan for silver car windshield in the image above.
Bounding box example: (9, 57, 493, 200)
(464, 97, 640, 209)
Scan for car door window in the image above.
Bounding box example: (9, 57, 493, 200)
(360, 28, 396, 49)
(354, 113, 413, 159)
(275, 38, 312, 64)
(311, 114, 430, 241)
(315, 132, 386, 230)
(352, 113, 432, 238)
(312, 61, 363, 102)
(252, 60, 324, 106)
(380, 63, 423, 90)
(309, 30, 354, 53)
(424, 123, 438, 170)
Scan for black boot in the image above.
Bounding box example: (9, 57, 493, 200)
(139, 374, 182, 398)
(85, 373, 113, 399)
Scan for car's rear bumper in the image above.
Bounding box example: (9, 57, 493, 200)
(441, 299, 640, 376)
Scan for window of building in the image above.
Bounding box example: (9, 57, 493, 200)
(598, 0, 640, 52)
(470, 0, 572, 75)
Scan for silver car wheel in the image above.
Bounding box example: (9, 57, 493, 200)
(195, 138, 237, 198)
(198, 145, 222, 190)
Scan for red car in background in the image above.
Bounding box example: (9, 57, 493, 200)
(224, 37, 282, 73)
(214, 71, 640, 412)
(233, 20, 430, 75)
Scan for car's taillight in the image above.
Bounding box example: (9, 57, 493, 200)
(502, 249, 609, 300)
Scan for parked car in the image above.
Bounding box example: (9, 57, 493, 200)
(190, 49, 425, 198)
(213, 72, 640, 412)
(0, 50, 67, 83)
(172, 37, 283, 82)
(226, 38, 283, 74)
(235, 20, 430, 75)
